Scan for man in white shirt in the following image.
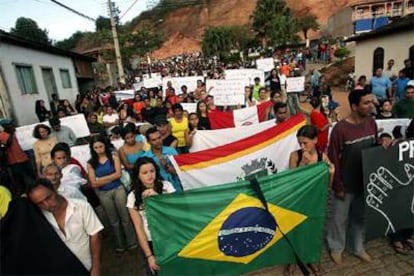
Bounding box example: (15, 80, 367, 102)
(102, 106, 119, 134)
(27, 178, 103, 275)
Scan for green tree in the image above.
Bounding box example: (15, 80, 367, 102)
(55, 31, 85, 50)
(120, 27, 163, 62)
(251, 0, 298, 47)
(10, 17, 51, 44)
(95, 16, 111, 31)
(201, 25, 251, 57)
(296, 14, 320, 40)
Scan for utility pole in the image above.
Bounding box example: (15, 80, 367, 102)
(108, 0, 125, 84)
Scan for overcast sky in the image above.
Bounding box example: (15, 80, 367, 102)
(0, 0, 157, 41)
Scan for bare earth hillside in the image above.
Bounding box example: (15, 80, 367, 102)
(150, 0, 366, 58)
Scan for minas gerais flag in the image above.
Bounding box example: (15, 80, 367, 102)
(145, 162, 329, 275)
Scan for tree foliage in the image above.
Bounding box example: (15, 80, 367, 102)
(334, 47, 351, 60)
(296, 14, 320, 39)
(10, 17, 51, 45)
(202, 25, 253, 57)
(95, 16, 111, 32)
(55, 31, 86, 50)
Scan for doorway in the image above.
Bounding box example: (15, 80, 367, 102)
(41, 67, 58, 103)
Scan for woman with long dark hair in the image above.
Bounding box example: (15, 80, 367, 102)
(126, 157, 175, 275)
(35, 100, 51, 122)
(196, 101, 210, 130)
(87, 135, 136, 253)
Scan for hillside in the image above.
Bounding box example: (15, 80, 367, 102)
(77, 0, 368, 59)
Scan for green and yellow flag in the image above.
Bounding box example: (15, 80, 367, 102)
(145, 162, 329, 275)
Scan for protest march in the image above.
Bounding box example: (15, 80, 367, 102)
(1, 0, 414, 275)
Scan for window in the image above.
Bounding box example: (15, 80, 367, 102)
(60, 69, 72, 88)
(15, 64, 38, 94)
(373, 47, 384, 74)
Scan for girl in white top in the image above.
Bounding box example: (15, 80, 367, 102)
(126, 157, 175, 275)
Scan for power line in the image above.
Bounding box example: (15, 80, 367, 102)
(120, 0, 139, 19)
(49, 0, 96, 22)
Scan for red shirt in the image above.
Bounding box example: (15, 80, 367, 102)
(0, 132, 29, 165)
(310, 110, 329, 152)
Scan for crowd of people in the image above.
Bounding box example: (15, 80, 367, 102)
(1, 49, 414, 275)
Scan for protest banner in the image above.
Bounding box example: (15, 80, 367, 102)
(162, 76, 204, 96)
(114, 89, 135, 101)
(206, 79, 248, 106)
(190, 120, 275, 152)
(16, 114, 90, 151)
(225, 69, 265, 86)
(256, 58, 274, 72)
(362, 138, 414, 240)
(208, 101, 273, 129)
(170, 114, 305, 190)
(181, 103, 197, 114)
(286, 77, 305, 93)
(146, 162, 328, 276)
(143, 75, 162, 88)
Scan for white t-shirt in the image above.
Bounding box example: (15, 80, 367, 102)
(61, 164, 87, 190)
(126, 181, 175, 241)
(103, 113, 119, 132)
(41, 197, 104, 271)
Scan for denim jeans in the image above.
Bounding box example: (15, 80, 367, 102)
(287, 93, 301, 116)
(96, 185, 136, 250)
(326, 193, 365, 255)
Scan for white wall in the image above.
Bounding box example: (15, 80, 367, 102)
(354, 30, 414, 81)
(0, 43, 79, 125)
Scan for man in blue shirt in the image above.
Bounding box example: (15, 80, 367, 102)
(393, 70, 410, 102)
(143, 127, 182, 192)
(371, 68, 392, 100)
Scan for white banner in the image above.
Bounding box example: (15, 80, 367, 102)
(181, 103, 197, 113)
(286, 76, 305, 93)
(225, 69, 265, 86)
(233, 105, 259, 127)
(206, 79, 248, 106)
(114, 89, 135, 101)
(162, 76, 204, 96)
(16, 114, 90, 151)
(143, 75, 162, 88)
(256, 58, 274, 72)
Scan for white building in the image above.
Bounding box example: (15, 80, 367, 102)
(347, 15, 414, 79)
(0, 30, 95, 125)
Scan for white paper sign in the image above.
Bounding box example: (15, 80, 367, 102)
(206, 79, 249, 106)
(16, 114, 90, 151)
(181, 103, 197, 113)
(286, 76, 306, 93)
(143, 75, 162, 88)
(162, 76, 204, 96)
(114, 89, 135, 101)
(233, 105, 259, 127)
(225, 69, 265, 86)
(256, 58, 274, 72)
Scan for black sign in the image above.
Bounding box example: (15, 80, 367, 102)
(362, 139, 414, 240)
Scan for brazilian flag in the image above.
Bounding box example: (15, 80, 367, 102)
(145, 162, 329, 275)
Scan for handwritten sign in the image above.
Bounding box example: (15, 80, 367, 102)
(181, 103, 197, 113)
(206, 79, 249, 106)
(225, 69, 265, 86)
(143, 75, 162, 88)
(256, 58, 274, 72)
(16, 114, 90, 151)
(286, 76, 305, 93)
(162, 76, 204, 96)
